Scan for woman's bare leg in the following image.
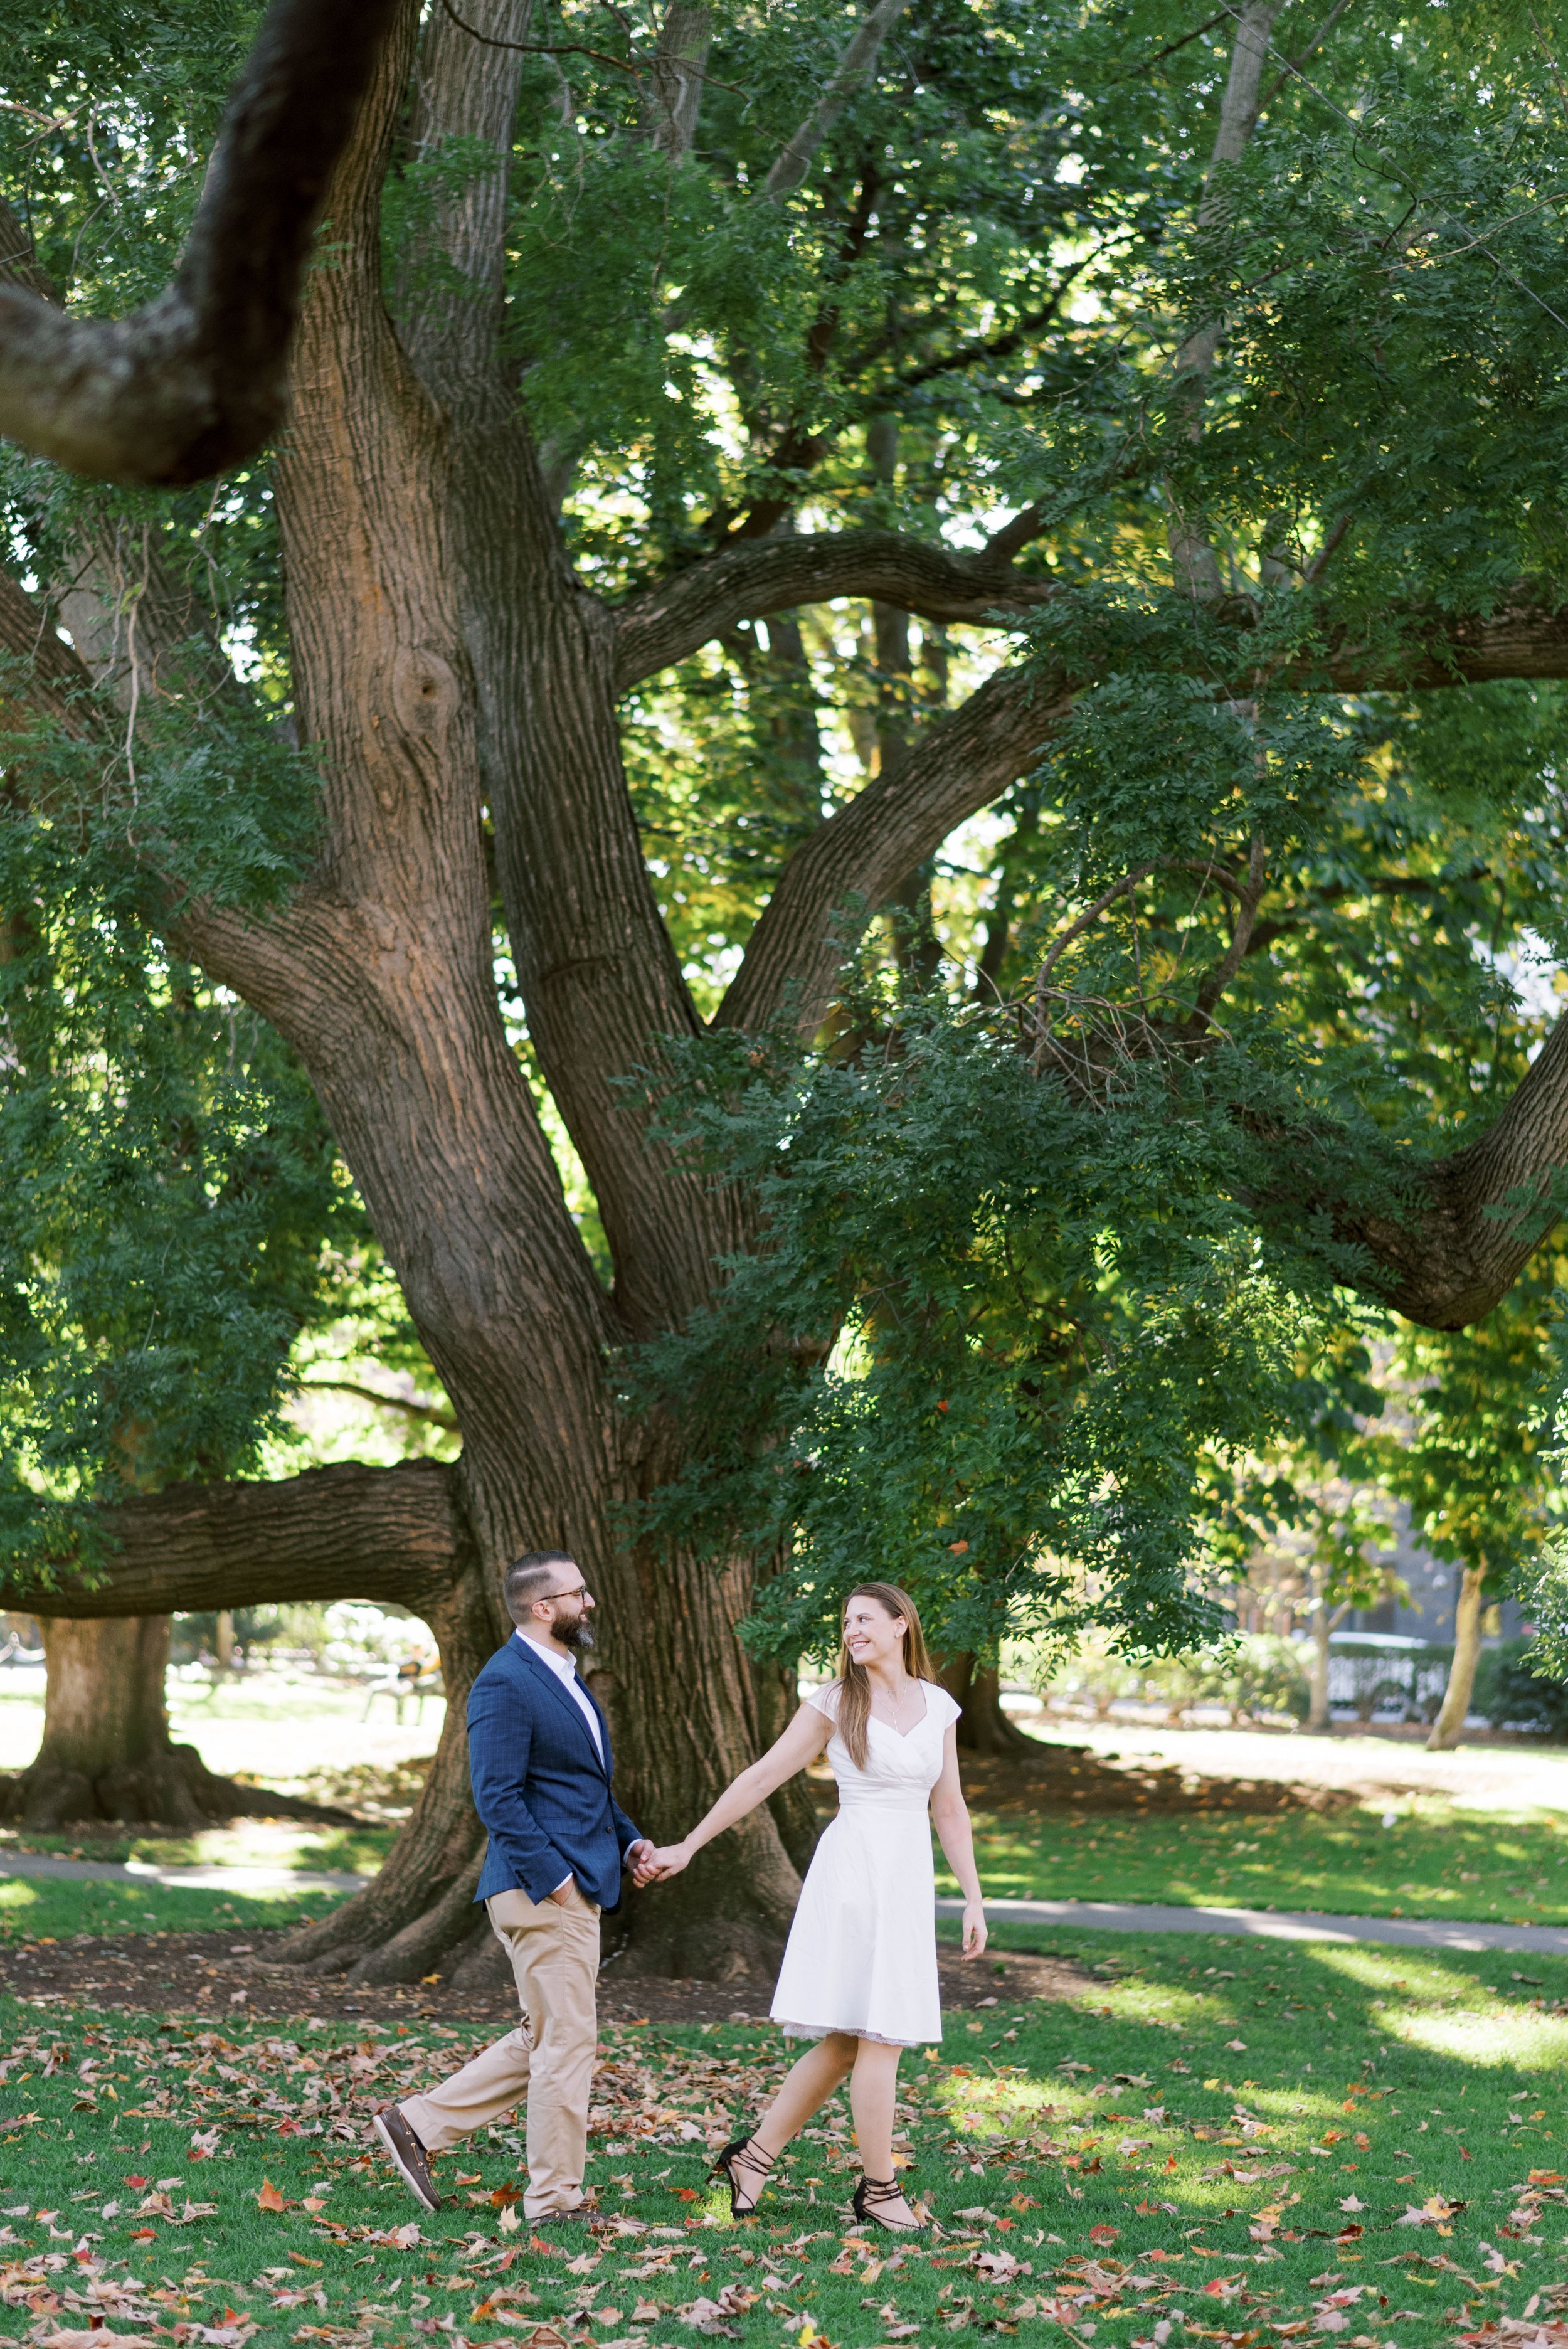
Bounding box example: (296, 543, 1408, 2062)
(752, 2033, 857, 2154)
(724, 2034, 858, 2208)
(849, 2040, 915, 2224)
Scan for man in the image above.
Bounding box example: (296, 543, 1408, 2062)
(373, 1551, 655, 2220)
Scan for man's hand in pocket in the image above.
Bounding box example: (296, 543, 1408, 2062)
(548, 1875, 575, 1906)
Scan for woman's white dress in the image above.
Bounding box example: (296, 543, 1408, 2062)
(770, 1678, 961, 2047)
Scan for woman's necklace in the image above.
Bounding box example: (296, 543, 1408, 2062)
(873, 1673, 921, 1733)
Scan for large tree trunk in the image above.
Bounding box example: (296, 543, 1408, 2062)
(167, 0, 808, 1984)
(1426, 1565, 1486, 1751)
(937, 1655, 1044, 1758)
(4, 1616, 337, 1830)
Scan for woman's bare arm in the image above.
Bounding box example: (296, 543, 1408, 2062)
(930, 1724, 987, 1956)
(644, 1700, 833, 1879)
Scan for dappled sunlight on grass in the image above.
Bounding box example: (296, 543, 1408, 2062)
(945, 1796, 1568, 1922)
(1390, 2005, 1568, 2066)
(0, 1913, 1554, 2343)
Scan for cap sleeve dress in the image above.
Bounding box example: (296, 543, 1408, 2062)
(768, 1678, 963, 2047)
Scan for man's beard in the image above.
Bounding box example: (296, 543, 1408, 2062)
(553, 1611, 594, 1652)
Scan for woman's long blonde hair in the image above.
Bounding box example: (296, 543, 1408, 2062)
(834, 1582, 935, 1770)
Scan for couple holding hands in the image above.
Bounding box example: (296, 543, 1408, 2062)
(374, 1556, 988, 2234)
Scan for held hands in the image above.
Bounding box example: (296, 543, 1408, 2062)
(632, 1840, 693, 1885)
(961, 1897, 988, 1958)
(625, 1838, 660, 1887)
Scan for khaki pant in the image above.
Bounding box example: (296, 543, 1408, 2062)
(400, 1882, 600, 2219)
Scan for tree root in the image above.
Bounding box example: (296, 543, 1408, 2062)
(0, 1741, 363, 1832)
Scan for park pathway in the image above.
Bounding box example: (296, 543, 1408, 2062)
(936, 1893, 1568, 1954)
(2, 1845, 1563, 1954)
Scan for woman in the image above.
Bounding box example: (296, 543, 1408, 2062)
(646, 1581, 987, 2231)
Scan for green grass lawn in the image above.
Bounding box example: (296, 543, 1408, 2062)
(0, 1918, 1561, 2348)
(940, 1797, 1568, 1923)
(0, 1820, 400, 1877)
(0, 1870, 350, 1942)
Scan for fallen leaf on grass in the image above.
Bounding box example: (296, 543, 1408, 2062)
(971, 2250, 1021, 2282)
(1397, 2198, 1465, 2229)
(676, 2296, 742, 2338)
(1457, 2328, 1568, 2349)
(33, 2333, 155, 2349)
(255, 2178, 285, 2214)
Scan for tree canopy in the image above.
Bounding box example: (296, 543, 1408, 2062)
(1, 0, 1567, 1966)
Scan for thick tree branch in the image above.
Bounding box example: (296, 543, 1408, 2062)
(713, 584, 1568, 1041)
(618, 526, 1568, 694)
(615, 528, 1056, 689)
(0, 0, 402, 484)
(1340, 1015, 1568, 1328)
(718, 662, 1069, 1034)
(642, 1, 714, 157)
(0, 1460, 471, 1621)
(764, 0, 913, 201)
(1168, 0, 1280, 596)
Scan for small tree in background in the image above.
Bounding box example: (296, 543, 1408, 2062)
(0, 860, 359, 1822)
(1376, 1263, 1566, 1751)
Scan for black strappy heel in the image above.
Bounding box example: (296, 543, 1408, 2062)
(711, 2133, 774, 2218)
(852, 2171, 924, 2232)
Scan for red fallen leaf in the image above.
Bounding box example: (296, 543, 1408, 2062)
(1089, 2226, 1120, 2246)
(674, 2188, 700, 2201)
(490, 2185, 521, 2208)
(129, 2229, 156, 2244)
(124, 2176, 147, 2188)
(1145, 2249, 1182, 2263)
(221, 2311, 245, 2327)
(1528, 2171, 1565, 2185)
(276, 2119, 303, 2136)
(257, 2178, 287, 2213)
(937, 1401, 950, 1413)
(1335, 2226, 1364, 2242)
(948, 1539, 968, 1552)
(1460, 2148, 1473, 2161)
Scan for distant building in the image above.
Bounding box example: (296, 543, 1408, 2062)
(1346, 1500, 1532, 1643)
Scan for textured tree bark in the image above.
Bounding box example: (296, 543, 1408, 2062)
(936, 1656, 1044, 1758)
(1426, 1566, 1486, 1752)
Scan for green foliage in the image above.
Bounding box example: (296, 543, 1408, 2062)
(625, 973, 1408, 1665)
(4, 0, 1568, 1672)
(1472, 1636, 1568, 1737)
(0, 814, 356, 1568)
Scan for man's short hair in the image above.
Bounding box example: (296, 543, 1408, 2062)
(505, 1550, 578, 1622)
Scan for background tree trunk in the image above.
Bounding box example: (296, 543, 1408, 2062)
(936, 1655, 1043, 1758)
(1307, 1609, 1333, 1732)
(4, 1616, 339, 1830)
(1427, 1566, 1486, 1751)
